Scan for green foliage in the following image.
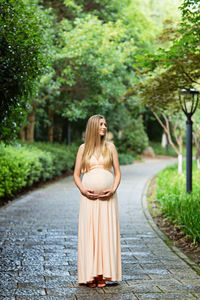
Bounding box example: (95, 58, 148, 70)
(172, 0, 200, 56)
(105, 103, 131, 139)
(35, 0, 176, 142)
(0, 106, 27, 144)
(0, 0, 54, 142)
(156, 161, 200, 243)
(38, 0, 130, 22)
(0, 139, 136, 201)
(0, 142, 78, 199)
(1, 0, 183, 149)
(121, 0, 157, 50)
(0, 145, 28, 197)
(0, 143, 53, 197)
(31, 142, 78, 175)
(133, 0, 200, 111)
(149, 141, 177, 157)
(118, 153, 135, 165)
(51, 15, 136, 121)
(116, 117, 149, 155)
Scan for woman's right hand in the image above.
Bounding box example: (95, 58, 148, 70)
(81, 189, 99, 200)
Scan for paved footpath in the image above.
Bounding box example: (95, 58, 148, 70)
(0, 158, 200, 300)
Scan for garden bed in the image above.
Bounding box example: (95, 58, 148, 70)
(147, 162, 200, 267)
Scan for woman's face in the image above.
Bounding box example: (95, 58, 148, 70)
(99, 118, 107, 136)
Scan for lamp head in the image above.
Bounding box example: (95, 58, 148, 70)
(179, 88, 199, 96)
(179, 88, 199, 116)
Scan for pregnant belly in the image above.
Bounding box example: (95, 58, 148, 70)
(82, 168, 114, 194)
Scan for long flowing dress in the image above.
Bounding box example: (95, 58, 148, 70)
(78, 153, 122, 284)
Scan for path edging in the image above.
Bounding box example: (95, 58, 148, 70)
(141, 177, 200, 276)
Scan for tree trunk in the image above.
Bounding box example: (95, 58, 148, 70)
(178, 153, 182, 174)
(152, 111, 183, 173)
(67, 121, 71, 145)
(26, 111, 35, 142)
(192, 131, 200, 169)
(19, 126, 25, 141)
(195, 145, 200, 169)
(48, 108, 54, 143)
(197, 158, 200, 169)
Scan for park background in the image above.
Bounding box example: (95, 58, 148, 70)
(0, 0, 200, 259)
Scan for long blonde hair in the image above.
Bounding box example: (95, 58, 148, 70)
(81, 115, 112, 172)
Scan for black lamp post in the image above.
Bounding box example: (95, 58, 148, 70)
(179, 88, 199, 193)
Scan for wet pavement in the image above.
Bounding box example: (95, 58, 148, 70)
(0, 157, 200, 299)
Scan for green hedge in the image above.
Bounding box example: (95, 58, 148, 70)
(0, 141, 135, 200)
(116, 117, 149, 155)
(29, 142, 77, 176)
(0, 142, 78, 199)
(156, 161, 200, 244)
(118, 153, 135, 165)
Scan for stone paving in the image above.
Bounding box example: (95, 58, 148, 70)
(0, 157, 200, 300)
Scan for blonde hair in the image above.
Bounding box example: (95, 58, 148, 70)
(81, 115, 112, 172)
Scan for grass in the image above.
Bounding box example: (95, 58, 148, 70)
(155, 160, 200, 244)
(150, 141, 197, 157)
(150, 141, 177, 157)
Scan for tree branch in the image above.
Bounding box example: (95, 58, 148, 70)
(152, 110, 179, 154)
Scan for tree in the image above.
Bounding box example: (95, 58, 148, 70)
(152, 109, 184, 173)
(125, 0, 200, 171)
(134, 0, 200, 109)
(0, 0, 54, 142)
(34, 0, 165, 143)
(7, 0, 182, 146)
(116, 116, 149, 155)
(192, 109, 200, 169)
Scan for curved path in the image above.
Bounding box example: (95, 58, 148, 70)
(0, 157, 200, 299)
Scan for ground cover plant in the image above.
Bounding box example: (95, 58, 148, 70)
(149, 141, 177, 157)
(156, 161, 200, 244)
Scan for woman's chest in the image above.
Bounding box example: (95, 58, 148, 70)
(89, 154, 104, 165)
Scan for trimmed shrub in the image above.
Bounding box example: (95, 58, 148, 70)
(118, 153, 135, 165)
(31, 142, 77, 175)
(116, 117, 149, 155)
(0, 142, 78, 199)
(0, 147, 28, 197)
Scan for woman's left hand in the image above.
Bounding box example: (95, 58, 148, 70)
(99, 189, 115, 200)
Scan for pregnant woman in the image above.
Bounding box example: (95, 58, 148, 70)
(74, 114, 122, 288)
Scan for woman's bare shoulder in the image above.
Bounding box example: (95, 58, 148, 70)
(106, 141, 116, 151)
(80, 143, 85, 148)
(78, 143, 85, 153)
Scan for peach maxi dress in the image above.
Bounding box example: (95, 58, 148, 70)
(78, 153, 122, 284)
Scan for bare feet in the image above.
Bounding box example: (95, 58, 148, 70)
(97, 280, 106, 288)
(96, 275, 106, 288)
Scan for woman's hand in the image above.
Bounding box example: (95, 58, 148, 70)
(98, 189, 115, 200)
(81, 189, 99, 200)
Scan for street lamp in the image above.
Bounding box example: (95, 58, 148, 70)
(179, 88, 199, 193)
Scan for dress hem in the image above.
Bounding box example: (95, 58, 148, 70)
(78, 275, 122, 284)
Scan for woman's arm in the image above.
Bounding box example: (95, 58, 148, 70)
(99, 142, 121, 200)
(73, 144, 99, 200)
(110, 142, 121, 193)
